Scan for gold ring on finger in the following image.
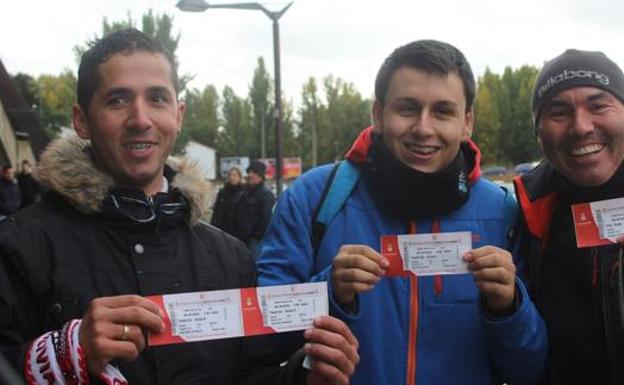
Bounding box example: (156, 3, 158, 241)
(120, 324, 130, 341)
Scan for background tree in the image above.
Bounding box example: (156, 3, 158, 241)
(176, 84, 220, 154)
(248, 57, 272, 159)
(298, 77, 324, 168)
(220, 86, 253, 157)
(321, 76, 371, 164)
(473, 65, 541, 166)
(11, 73, 38, 108)
(74, 10, 191, 92)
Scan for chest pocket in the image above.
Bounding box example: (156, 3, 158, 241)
(44, 284, 86, 331)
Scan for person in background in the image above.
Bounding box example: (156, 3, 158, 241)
(211, 166, 245, 236)
(515, 48, 624, 384)
(257, 39, 547, 385)
(17, 159, 41, 208)
(0, 165, 21, 215)
(235, 160, 275, 255)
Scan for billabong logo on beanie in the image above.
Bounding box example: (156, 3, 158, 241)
(531, 49, 624, 132)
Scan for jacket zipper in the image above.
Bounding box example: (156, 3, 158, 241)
(406, 220, 418, 385)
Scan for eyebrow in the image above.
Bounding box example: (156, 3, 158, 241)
(586, 91, 610, 103)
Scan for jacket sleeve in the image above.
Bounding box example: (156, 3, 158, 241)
(256, 170, 359, 322)
(0, 245, 41, 382)
(481, 191, 548, 385)
(256, 172, 328, 287)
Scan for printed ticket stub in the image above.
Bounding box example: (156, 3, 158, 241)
(572, 197, 624, 248)
(147, 281, 328, 346)
(381, 232, 472, 276)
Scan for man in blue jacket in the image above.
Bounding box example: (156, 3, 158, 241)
(257, 40, 547, 385)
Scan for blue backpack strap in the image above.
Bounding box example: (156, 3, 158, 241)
(310, 161, 360, 256)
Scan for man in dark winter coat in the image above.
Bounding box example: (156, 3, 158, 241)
(514, 49, 624, 384)
(0, 28, 358, 385)
(0, 165, 21, 215)
(235, 160, 275, 254)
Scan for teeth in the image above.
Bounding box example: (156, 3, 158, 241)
(406, 144, 438, 155)
(569, 144, 604, 156)
(126, 143, 152, 150)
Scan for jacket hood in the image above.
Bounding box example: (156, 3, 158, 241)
(33, 137, 213, 225)
(345, 126, 482, 182)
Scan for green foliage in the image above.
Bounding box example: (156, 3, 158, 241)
(175, 84, 220, 154)
(297, 76, 371, 169)
(11, 73, 38, 108)
(32, 70, 77, 136)
(248, 57, 273, 158)
(74, 9, 191, 92)
(220, 86, 253, 157)
(474, 65, 541, 166)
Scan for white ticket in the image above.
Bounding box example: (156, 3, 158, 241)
(147, 281, 328, 346)
(381, 232, 472, 276)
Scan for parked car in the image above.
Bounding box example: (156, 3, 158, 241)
(482, 166, 508, 177)
(514, 161, 539, 175)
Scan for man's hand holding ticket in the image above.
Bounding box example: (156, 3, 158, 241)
(332, 232, 518, 314)
(144, 282, 358, 385)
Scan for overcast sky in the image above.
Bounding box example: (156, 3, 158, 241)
(1, 0, 623, 105)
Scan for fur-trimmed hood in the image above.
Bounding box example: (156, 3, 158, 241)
(34, 137, 213, 225)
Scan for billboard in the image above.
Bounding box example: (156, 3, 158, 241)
(219, 157, 250, 179)
(260, 157, 302, 179)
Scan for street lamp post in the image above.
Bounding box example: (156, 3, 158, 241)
(177, 0, 293, 196)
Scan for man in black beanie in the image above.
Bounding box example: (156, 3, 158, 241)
(514, 48, 624, 384)
(234, 160, 275, 256)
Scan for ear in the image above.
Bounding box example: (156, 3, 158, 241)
(372, 100, 383, 133)
(461, 108, 474, 141)
(72, 104, 90, 139)
(175, 100, 186, 134)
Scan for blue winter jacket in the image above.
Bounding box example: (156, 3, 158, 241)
(257, 142, 547, 385)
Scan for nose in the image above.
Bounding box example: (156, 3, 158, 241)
(569, 108, 595, 137)
(127, 100, 152, 130)
(410, 109, 435, 137)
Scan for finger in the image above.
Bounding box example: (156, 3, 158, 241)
(90, 337, 143, 362)
(334, 254, 386, 276)
(312, 316, 358, 348)
(306, 317, 359, 365)
(102, 306, 165, 333)
(472, 266, 515, 285)
(333, 267, 382, 285)
(466, 252, 514, 272)
(304, 341, 356, 380)
(464, 246, 509, 262)
(118, 324, 146, 353)
(91, 295, 164, 316)
(306, 367, 349, 385)
(339, 245, 389, 268)
(306, 360, 349, 385)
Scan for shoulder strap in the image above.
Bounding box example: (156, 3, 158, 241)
(500, 185, 519, 246)
(310, 161, 360, 256)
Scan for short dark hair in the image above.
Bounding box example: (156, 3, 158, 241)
(77, 28, 178, 112)
(3, 165, 13, 172)
(374, 40, 475, 111)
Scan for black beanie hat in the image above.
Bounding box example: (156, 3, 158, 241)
(247, 160, 267, 178)
(531, 49, 624, 131)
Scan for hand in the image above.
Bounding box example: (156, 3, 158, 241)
(331, 245, 388, 305)
(463, 246, 516, 312)
(304, 316, 359, 385)
(79, 295, 165, 375)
